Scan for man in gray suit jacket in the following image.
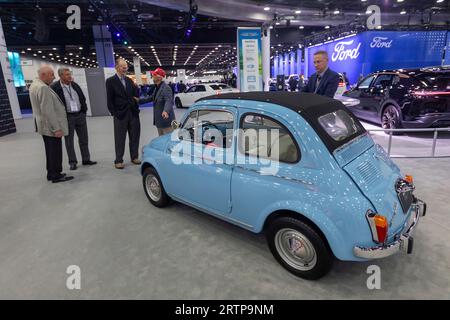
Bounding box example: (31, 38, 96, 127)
(149, 68, 175, 136)
(29, 65, 74, 183)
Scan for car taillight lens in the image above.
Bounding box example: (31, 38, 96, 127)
(338, 82, 345, 87)
(373, 215, 388, 244)
(366, 210, 388, 244)
(412, 90, 450, 97)
(404, 175, 413, 184)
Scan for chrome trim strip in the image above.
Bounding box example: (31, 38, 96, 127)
(168, 194, 255, 231)
(234, 165, 314, 186)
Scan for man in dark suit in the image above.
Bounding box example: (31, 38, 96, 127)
(301, 50, 340, 98)
(106, 58, 141, 169)
(148, 68, 175, 136)
(51, 68, 96, 171)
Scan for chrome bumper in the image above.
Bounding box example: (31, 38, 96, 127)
(353, 199, 426, 259)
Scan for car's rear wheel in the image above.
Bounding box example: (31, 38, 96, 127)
(175, 97, 183, 109)
(143, 167, 170, 207)
(266, 217, 333, 280)
(381, 105, 402, 135)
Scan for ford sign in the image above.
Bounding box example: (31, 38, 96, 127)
(331, 40, 361, 62)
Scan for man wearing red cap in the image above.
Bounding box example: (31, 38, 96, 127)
(149, 67, 176, 136)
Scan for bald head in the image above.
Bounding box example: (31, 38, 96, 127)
(38, 65, 55, 85)
(115, 58, 128, 77)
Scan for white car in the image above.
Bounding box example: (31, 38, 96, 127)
(174, 83, 238, 108)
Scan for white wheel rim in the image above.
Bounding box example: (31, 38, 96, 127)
(145, 174, 161, 202)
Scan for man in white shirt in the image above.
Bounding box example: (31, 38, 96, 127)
(51, 68, 96, 171)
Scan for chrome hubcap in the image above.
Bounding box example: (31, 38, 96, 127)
(275, 228, 317, 271)
(145, 174, 161, 202)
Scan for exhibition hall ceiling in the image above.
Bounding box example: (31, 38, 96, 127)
(1, 0, 449, 71)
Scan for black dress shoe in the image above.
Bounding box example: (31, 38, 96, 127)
(70, 163, 77, 170)
(82, 160, 97, 166)
(52, 176, 74, 183)
(47, 173, 66, 181)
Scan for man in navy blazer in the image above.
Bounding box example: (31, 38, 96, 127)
(301, 50, 340, 98)
(106, 58, 141, 169)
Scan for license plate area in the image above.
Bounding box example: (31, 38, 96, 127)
(398, 189, 413, 213)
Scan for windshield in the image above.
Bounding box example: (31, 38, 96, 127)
(318, 109, 363, 142)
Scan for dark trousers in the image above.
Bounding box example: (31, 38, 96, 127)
(43, 135, 63, 180)
(65, 112, 90, 164)
(113, 110, 140, 163)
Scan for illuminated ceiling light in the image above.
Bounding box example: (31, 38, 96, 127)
(38, 50, 42, 53)
(264, 7, 270, 11)
(27, 48, 31, 51)
(397, 0, 404, 2)
(52, 47, 57, 50)
(400, 9, 407, 14)
(325, 25, 330, 29)
(333, 10, 340, 14)
(437, 0, 444, 2)
(299, 25, 304, 29)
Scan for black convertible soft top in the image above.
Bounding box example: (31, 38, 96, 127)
(197, 92, 366, 152)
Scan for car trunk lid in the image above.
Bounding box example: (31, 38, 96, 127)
(335, 138, 409, 237)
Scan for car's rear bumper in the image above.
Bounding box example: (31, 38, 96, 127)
(353, 199, 426, 259)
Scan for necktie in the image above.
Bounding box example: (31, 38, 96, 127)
(315, 75, 322, 93)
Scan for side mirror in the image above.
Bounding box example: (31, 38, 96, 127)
(171, 120, 180, 130)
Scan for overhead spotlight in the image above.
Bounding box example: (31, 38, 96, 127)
(325, 25, 330, 29)
(299, 26, 304, 29)
(264, 7, 270, 11)
(295, 10, 301, 14)
(400, 9, 407, 14)
(333, 10, 340, 14)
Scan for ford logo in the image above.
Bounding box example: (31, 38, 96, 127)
(370, 36, 393, 48)
(331, 40, 361, 62)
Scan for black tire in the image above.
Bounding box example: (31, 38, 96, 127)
(142, 167, 170, 207)
(175, 97, 183, 109)
(266, 217, 333, 280)
(381, 105, 402, 135)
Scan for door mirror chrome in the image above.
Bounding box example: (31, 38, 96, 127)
(171, 120, 180, 130)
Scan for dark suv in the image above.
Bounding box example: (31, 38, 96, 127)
(343, 66, 450, 129)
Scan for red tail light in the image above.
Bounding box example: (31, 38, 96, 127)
(412, 90, 450, 96)
(366, 211, 389, 244)
(338, 82, 345, 87)
(374, 215, 388, 244)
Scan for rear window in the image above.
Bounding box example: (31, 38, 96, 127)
(209, 85, 221, 90)
(318, 110, 362, 141)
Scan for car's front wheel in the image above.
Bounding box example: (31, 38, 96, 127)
(143, 167, 170, 207)
(381, 105, 402, 135)
(266, 217, 333, 280)
(175, 97, 183, 109)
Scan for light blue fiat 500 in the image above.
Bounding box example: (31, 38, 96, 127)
(141, 92, 426, 280)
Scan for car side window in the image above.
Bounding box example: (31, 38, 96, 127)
(196, 85, 206, 92)
(239, 114, 300, 163)
(180, 111, 197, 142)
(186, 86, 197, 93)
(197, 110, 234, 148)
(358, 75, 376, 90)
(373, 74, 393, 88)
